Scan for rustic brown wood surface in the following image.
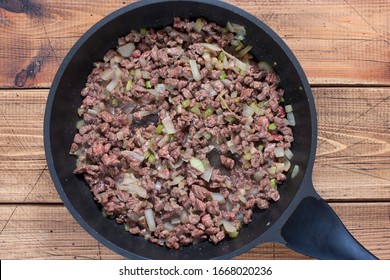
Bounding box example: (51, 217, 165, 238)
(0, 0, 389, 260)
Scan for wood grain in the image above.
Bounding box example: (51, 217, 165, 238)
(0, 0, 389, 88)
(0, 203, 388, 260)
(1, 87, 389, 203)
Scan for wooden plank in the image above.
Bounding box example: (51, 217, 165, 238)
(0, 0, 389, 88)
(313, 87, 390, 200)
(0, 89, 59, 203)
(1, 88, 390, 203)
(0, 203, 388, 259)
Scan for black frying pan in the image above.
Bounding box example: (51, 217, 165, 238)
(44, 0, 378, 260)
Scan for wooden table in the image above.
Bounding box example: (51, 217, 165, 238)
(0, 0, 389, 260)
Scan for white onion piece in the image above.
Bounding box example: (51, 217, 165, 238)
(233, 57, 249, 72)
(285, 104, 293, 113)
(200, 43, 222, 52)
(164, 222, 174, 231)
(117, 42, 135, 57)
(284, 148, 294, 160)
(201, 167, 213, 182)
(231, 22, 246, 35)
(87, 108, 99, 116)
(117, 183, 147, 199)
(180, 210, 189, 223)
(284, 158, 291, 172)
(245, 116, 254, 126)
(155, 181, 162, 191)
(275, 162, 285, 173)
(144, 209, 156, 232)
(190, 157, 205, 173)
(239, 195, 247, 203)
(169, 175, 185, 186)
(226, 21, 235, 33)
(116, 131, 124, 141)
(120, 150, 145, 161)
(253, 170, 266, 182)
(242, 104, 255, 117)
(226, 140, 236, 154)
(238, 45, 253, 57)
(189, 59, 201, 81)
(210, 192, 225, 203)
(274, 146, 285, 158)
(222, 220, 237, 233)
(162, 116, 176, 134)
(221, 79, 231, 88)
(101, 68, 114, 81)
(287, 112, 296, 126)
(148, 89, 162, 98)
(171, 217, 181, 225)
(291, 165, 299, 179)
(106, 66, 121, 91)
(141, 71, 151, 79)
(155, 84, 166, 93)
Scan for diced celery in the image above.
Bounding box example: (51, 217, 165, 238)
(181, 99, 191, 109)
(268, 123, 277, 130)
(155, 124, 165, 134)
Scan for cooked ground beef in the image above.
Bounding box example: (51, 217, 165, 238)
(70, 17, 294, 249)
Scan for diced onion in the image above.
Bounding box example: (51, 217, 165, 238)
(233, 57, 249, 72)
(171, 217, 181, 225)
(155, 84, 166, 93)
(285, 104, 293, 113)
(117, 183, 147, 199)
(162, 116, 176, 134)
(275, 162, 285, 173)
(180, 210, 189, 223)
(274, 146, 285, 158)
(226, 140, 237, 154)
(190, 157, 205, 173)
(268, 166, 276, 175)
(284, 158, 291, 172)
(210, 192, 225, 203)
(144, 209, 156, 232)
(147, 89, 160, 97)
(245, 116, 254, 126)
(116, 131, 124, 140)
(253, 170, 266, 182)
(189, 59, 201, 81)
(194, 18, 204, 33)
(200, 43, 222, 52)
(101, 68, 114, 81)
(287, 112, 296, 126)
(238, 45, 253, 57)
(242, 104, 255, 117)
(231, 22, 246, 36)
(291, 165, 299, 179)
(106, 66, 121, 92)
(120, 150, 145, 161)
(164, 222, 174, 231)
(169, 176, 185, 186)
(222, 220, 237, 234)
(284, 148, 294, 160)
(226, 21, 235, 33)
(200, 167, 213, 182)
(117, 42, 135, 57)
(87, 108, 99, 116)
(155, 181, 162, 191)
(257, 61, 275, 73)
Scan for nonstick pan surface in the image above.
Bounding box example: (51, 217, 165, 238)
(44, 0, 377, 259)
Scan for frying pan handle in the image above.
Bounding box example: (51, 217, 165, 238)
(280, 185, 378, 260)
